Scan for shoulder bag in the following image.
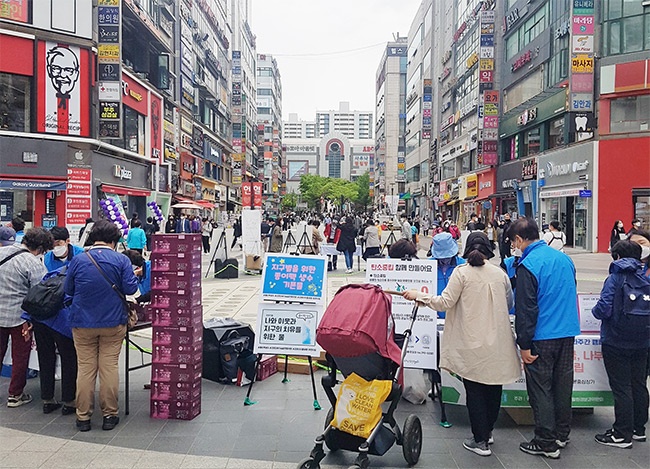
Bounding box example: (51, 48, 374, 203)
(85, 251, 138, 328)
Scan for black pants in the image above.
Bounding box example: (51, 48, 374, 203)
(363, 246, 380, 260)
(202, 235, 211, 253)
(524, 337, 574, 448)
(231, 236, 239, 249)
(32, 321, 77, 403)
(463, 378, 502, 443)
(602, 344, 649, 440)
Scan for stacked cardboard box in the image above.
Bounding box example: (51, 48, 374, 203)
(149, 234, 203, 420)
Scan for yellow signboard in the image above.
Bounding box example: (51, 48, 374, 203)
(466, 53, 479, 69)
(98, 44, 120, 63)
(480, 59, 494, 71)
(571, 54, 594, 73)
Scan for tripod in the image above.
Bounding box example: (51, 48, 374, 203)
(294, 228, 315, 256)
(205, 228, 228, 278)
(379, 229, 398, 256)
(282, 230, 298, 254)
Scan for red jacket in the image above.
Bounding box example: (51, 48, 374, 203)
(323, 224, 341, 244)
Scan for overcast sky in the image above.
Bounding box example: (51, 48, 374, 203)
(251, 0, 421, 121)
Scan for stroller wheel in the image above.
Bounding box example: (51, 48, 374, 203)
(323, 407, 340, 452)
(402, 414, 422, 466)
(297, 457, 320, 469)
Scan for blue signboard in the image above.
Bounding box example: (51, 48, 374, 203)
(261, 254, 327, 304)
(480, 35, 494, 47)
(579, 190, 592, 198)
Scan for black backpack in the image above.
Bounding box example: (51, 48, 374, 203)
(619, 272, 650, 341)
(21, 268, 67, 321)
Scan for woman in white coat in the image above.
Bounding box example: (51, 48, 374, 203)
(402, 231, 521, 457)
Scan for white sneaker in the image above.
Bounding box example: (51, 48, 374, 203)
(346, 269, 353, 274)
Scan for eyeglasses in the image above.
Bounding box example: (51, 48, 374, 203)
(49, 65, 77, 76)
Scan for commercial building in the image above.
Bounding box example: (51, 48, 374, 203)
(374, 36, 408, 212)
(315, 102, 373, 140)
(283, 114, 316, 139)
(256, 53, 284, 211)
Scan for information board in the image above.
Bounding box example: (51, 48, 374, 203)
(365, 258, 437, 369)
(261, 254, 327, 304)
(441, 334, 613, 407)
(241, 209, 262, 257)
(578, 294, 601, 333)
(253, 303, 324, 357)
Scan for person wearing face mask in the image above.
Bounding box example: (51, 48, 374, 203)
(627, 218, 643, 237)
(0, 227, 53, 408)
(44, 226, 85, 272)
(509, 218, 580, 459)
(64, 220, 138, 432)
(610, 220, 627, 251)
(164, 215, 176, 234)
(628, 230, 650, 277)
(24, 226, 83, 415)
(591, 240, 649, 448)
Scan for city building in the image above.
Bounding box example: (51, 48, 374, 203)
(404, 1, 434, 217)
(315, 102, 373, 139)
(283, 114, 316, 139)
(374, 36, 408, 213)
(230, 0, 258, 199)
(595, 2, 650, 252)
(256, 53, 284, 212)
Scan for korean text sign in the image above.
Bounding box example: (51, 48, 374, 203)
(254, 303, 323, 357)
(365, 259, 437, 369)
(261, 254, 327, 304)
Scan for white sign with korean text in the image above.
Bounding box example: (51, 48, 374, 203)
(365, 258, 438, 369)
(578, 294, 601, 333)
(254, 303, 324, 357)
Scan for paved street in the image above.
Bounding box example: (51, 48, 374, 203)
(1, 243, 648, 469)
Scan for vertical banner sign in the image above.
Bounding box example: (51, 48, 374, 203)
(97, 0, 122, 139)
(232, 51, 243, 185)
(241, 182, 252, 208)
(421, 79, 432, 139)
(569, 1, 595, 117)
(478, 7, 498, 165)
(37, 42, 91, 136)
(252, 182, 263, 209)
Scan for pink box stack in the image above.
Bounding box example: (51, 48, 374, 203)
(149, 234, 203, 420)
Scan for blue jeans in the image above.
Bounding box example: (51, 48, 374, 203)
(344, 250, 354, 269)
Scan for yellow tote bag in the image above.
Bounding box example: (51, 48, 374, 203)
(331, 373, 393, 438)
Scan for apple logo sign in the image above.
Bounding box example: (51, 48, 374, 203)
(74, 150, 83, 161)
(575, 115, 588, 132)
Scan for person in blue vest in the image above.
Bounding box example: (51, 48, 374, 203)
(509, 217, 580, 459)
(126, 219, 147, 254)
(44, 226, 85, 272)
(123, 249, 151, 303)
(428, 232, 466, 319)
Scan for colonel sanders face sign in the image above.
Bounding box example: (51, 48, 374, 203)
(46, 46, 80, 96)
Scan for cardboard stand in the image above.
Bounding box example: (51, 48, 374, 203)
(246, 254, 328, 410)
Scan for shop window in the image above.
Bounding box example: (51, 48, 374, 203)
(0, 73, 30, 132)
(610, 95, 650, 133)
(548, 117, 565, 149)
(523, 127, 541, 157)
(110, 106, 145, 155)
(461, 154, 471, 174)
(604, 11, 649, 55)
(441, 161, 455, 180)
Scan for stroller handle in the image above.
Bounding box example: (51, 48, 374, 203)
(384, 290, 421, 383)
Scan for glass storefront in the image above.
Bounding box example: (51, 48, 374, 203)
(540, 196, 587, 249)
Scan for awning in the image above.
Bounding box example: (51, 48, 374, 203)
(0, 179, 67, 191)
(445, 198, 459, 205)
(489, 190, 516, 199)
(194, 200, 216, 209)
(539, 184, 586, 199)
(101, 184, 151, 197)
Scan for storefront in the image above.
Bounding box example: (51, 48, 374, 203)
(0, 136, 70, 228)
(494, 159, 522, 218)
(537, 142, 596, 251)
(475, 168, 497, 223)
(92, 151, 153, 223)
(459, 174, 478, 227)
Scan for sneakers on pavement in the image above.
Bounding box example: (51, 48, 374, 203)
(7, 393, 32, 408)
(102, 415, 119, 431)
(633, 430, 646, 442)
(345, 269, 353, 274)
(488, 432, 494, 445)
(556, 437, 570, 448)
(519, 440, 560, 459)
(595, 429, 632, 448)
(463, 438, 492, 456)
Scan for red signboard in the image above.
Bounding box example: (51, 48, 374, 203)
(0, 0, 29, 23)
(67, 182, 92, 196)
(252, 182, 263, 209)
(65, 197, 91, 211)
(241, 182, 252, 208)
(122, 73, 148, 115)
(479, 70, 493, 82)
(66, 211, 91, 225)
(67, 168, 92, 181)
(150, 93, 162, 160)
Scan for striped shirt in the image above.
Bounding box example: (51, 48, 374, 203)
(0, 245, 47, 328)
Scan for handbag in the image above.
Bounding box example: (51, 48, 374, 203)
(85, 251, 138, 329)
(21, 267, 67, 321)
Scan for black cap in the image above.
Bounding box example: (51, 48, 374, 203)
(462, 232, 495, 259)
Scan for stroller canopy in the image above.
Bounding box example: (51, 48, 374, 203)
(317, 284, 402, 365)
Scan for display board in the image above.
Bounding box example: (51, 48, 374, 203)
(241, 209, 262, 257)
(365, 258, 438, 369)
(441, 334, 613, 407)
(578, 294, 601, 333)
(253, 303, 324, 357)
(261, 254, 327, 304)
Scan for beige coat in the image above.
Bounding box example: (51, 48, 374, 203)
(415, 262, 521, 385)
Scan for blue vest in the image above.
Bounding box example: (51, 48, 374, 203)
(519, 240, 580, 341)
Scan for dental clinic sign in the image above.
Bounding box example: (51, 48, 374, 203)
(539, 160, 589, 179)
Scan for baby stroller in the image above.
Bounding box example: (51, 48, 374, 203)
(298, 284, 422, 469)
